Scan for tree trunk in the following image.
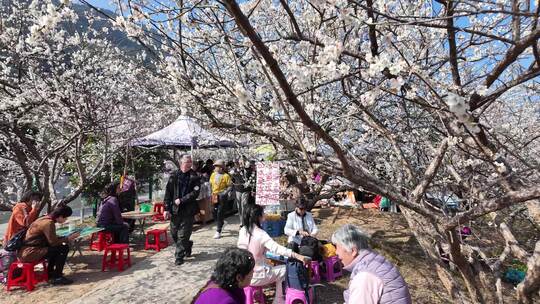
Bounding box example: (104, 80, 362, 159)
(447, 230, 487, 304)
(474, 258, 498, 304)
(517, 241, 540, 303)
(436, 264, 469, 303)
(401, 208, 470, 302)
(525, 201, 540, 226)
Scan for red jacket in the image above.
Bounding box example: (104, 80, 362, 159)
(372, 195, 382, 208)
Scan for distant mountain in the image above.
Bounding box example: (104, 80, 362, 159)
(68, 2, 145, 54)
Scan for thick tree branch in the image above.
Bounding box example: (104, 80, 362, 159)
(223, 0, 353, 178)
(485, 28, 540, 88)
(443, 186, 540, 229)
(517, 241, 540, 304)
(411, 139, 449, 205)
(279, 0, 303, 38)
(366, 0, 379, 57)
(446, 1, 462, 86)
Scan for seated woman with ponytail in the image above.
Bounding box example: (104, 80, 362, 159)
(192, 247, 255, 304)
(237, 204, 310, 304)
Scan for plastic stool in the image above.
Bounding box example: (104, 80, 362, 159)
(285, 287, 314, 304)
(309, 261, 321, 284)
(144, 229, 169, 252)
(321, 256, 342, 282)
(6, 260, 48, 292)
(102, 244, 131, 272)
(244, 285, 265, 304)
(152, 202, 165, 221)
(89, 231, 113, 251)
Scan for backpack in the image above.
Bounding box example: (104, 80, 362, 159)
(285, 258, 311, 303)
(299, 236, 322, 261)
(4, 228, 28, 252)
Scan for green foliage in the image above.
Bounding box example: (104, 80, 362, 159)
(73, 149, 169, 198)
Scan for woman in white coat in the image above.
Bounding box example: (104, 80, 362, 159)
(237, 204, 310, 304)
(284, 199, 318, 252)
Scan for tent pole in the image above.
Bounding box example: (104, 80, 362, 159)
(110, 157, 114, 182)
(149, 174, 153, 202)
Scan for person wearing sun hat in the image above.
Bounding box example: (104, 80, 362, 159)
(210, 159, 233, 239)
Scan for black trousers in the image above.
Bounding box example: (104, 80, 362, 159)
(212, 200, 225, 233)
(99, 223, 130, 244)
(170, 214, 194, 261)
(45, 244, 69, 279)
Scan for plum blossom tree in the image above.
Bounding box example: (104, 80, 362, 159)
(0, 0, 175, 212)
(88, 0, 540, 302)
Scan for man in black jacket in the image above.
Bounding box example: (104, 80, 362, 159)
(163, 155, 201, 265)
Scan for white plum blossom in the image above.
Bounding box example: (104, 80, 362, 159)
(234, 84, 250, 106)
(28, 0, 538, 300)
(1, 0, 173, 208)
(446, 93, 481, 133)
(388, 77, 405, 91)
(317, 43, 343, 65)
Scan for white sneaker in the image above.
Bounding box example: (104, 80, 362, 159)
(213, 232, 221, 239)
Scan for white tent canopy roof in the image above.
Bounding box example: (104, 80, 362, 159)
(130, 116, 235, 148)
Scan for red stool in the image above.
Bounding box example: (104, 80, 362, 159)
(90, 231, 113, 251)
(244, 285, 265, 304)
(285, 287, 314, 304)
(144, 229, 169, 252)
(309, 260, 321, 284)
(102, 244, 131, 272)
(152, 202, 165, 221)
(321, 256, 343, 282)
(6, 259, 48, 292)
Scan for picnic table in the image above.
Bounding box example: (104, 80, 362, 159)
(266, 252, 288, 264)
(57, 226, 105, 257)
(121, 211, 156, 237)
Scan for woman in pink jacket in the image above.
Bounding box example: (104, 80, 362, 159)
(237, 204, 310, 304)
(332, 224, 411, 304)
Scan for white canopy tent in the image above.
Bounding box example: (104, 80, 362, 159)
(130, 116, 236, 149)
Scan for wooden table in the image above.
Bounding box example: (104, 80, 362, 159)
(121, 211, 156, 237)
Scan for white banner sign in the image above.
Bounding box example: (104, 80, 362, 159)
(255, 162, 280, 206)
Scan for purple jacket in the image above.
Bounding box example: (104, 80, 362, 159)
(193, 282, 245, 304)
(344, 250, 412, 304)
(97, 196, 124, 226)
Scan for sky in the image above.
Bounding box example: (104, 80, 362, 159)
(79, 0, 536, 79)
(79, 0, 116, 12)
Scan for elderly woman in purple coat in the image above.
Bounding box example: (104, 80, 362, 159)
(332, 224, 412, 304)
(192, 248, 255, 304)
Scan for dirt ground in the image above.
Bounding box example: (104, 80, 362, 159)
(1, 206, 472, 304)
(310, 207, 453, 304)
(264, 206, 454, 304)
(278, 208, 452, 304)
